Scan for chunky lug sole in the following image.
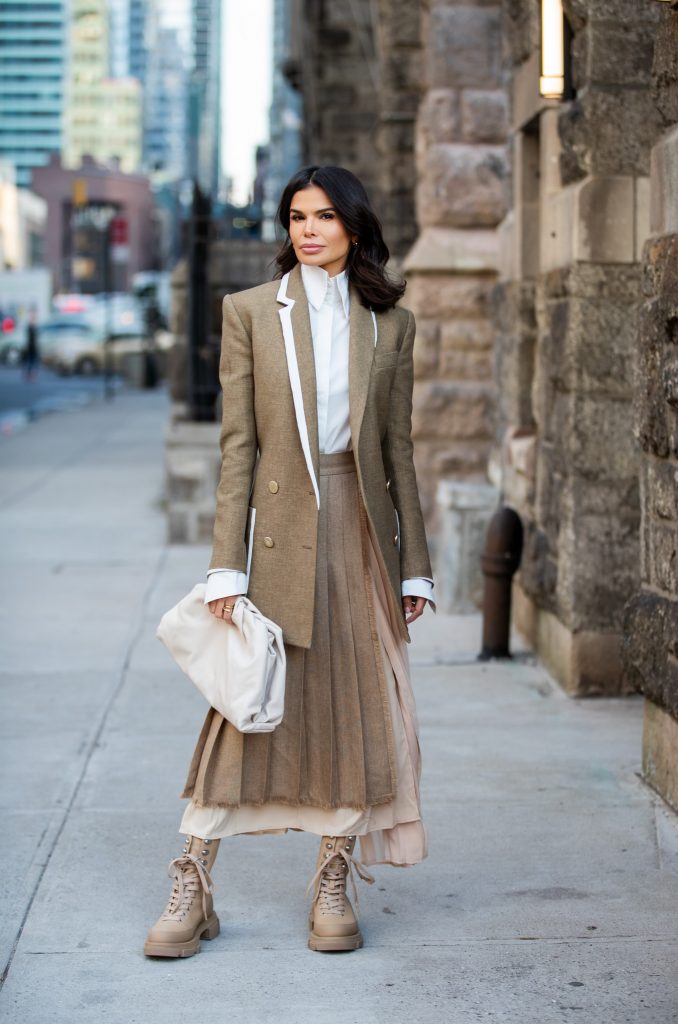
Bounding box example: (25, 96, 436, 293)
(143, 913, 220, 958)
(308, 920, 363, 952)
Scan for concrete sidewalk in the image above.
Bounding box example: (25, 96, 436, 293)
(1, 390, 677, 1024)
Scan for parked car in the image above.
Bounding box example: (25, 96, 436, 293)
(42, 324, 138, 376)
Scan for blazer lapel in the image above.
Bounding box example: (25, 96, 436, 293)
(276, 264, 320, 508)
(348, 284, 377, 450)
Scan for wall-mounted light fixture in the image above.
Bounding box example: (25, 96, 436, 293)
(540, 0, 565, 99)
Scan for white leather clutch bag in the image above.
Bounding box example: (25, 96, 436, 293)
(156, 584, 286, 733)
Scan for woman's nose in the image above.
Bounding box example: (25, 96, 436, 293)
(304, 219, 317, 236)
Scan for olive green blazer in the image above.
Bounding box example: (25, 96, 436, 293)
(209, 261, 432, 648)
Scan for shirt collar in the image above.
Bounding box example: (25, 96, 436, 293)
(300, 262, 350, 318)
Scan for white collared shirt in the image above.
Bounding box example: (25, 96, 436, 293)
(205, 263, 435, 610)
(300, 263, 351, 453)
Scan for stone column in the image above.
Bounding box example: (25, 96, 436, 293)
(624, 10, 678, 811)
(403, 0, 508, 552)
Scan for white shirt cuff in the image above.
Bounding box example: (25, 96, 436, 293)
(401, 577, 437, 613)
(205, 568, 248, 604)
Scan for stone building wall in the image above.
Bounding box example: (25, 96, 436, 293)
(403, 0, 508, 538)
(292, 0, 421, 260)
(624, 8, 678, 812)
(495, 0, 661, 695)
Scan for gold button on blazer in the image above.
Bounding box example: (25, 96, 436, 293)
(209, 262, 432, 649)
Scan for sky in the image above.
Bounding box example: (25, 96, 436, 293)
(222, 0, 273, 204)
(161, 0, 274, 205)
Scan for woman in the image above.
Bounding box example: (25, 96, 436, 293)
(144, 165, 435, 957)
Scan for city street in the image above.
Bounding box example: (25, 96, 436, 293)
(0, 390, 677, 1024)
(0, 365, 115, 436)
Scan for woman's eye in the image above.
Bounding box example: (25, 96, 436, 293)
(291, 214, 304, 221)
(320, 213, 334, 220)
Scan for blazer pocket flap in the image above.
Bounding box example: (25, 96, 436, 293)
(373, 350, 399, 369)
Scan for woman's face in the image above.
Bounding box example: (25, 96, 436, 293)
(288, 185, 356, 277)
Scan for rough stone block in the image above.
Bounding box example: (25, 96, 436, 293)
(559, 88, 662, 184)
(566, 295, 637, 396)
(416, 89, 460, 149)
(541, 473, 638, 524)
(515, 584, 634, 697)
(405, 270, 494, 318)
(429, 439, 492, 478)
(653, 9, 678, 126)
(376, 0, 421, 48)
(648, 521, 678, 594)
(642, 698, 678, 813)
(440, 317, 495, 351)
(634, 301, 671, 459)
(439, 347, 493, 380)
(417, 144, 508, 228)
(377, 119, 417, 157)
(564, 0, 659, 28)
(650, 125, 678, 237)
(517, 520, 558, 612)
(544, 262, 642, 302)
(574, 176, 635, 264)
(566, 393, 639, 482)
(404, 226, 501, 274)
(435, 478, 498, 613)
(623, 588, 678, 715)
(412, 317, 440, 377)
(412, 380, 494, 442)
(586, 21, 656, 88)
(662, 350, 678, 409)
(504, 0, 540, 66)
(460, 89, 508, 143)
(557, 511, 640, 631)
(428, 6, 503, 90)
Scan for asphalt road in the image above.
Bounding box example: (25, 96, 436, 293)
(0, 365, 122, 435)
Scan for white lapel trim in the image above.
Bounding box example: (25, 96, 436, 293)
(276, 272, 321, 510)
(370, 309, 377, 347)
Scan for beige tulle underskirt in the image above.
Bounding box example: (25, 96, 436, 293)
(180, 504, 427, 869)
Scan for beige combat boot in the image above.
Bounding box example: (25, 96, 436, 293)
(144, 834, 220, 958)
(307, 835, 375, 952)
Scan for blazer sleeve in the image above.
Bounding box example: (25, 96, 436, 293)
(384, 309, 433, 582)
(208, 294, 258, 573)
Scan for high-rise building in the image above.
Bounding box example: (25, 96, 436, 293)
(263, 0, 302, 238)
(63, 0, 142, 174)
(143, 9, 188, 180)
(0, 0, 68, 188)
(107, 0, 147, 82)
(187, 0, 222, 197)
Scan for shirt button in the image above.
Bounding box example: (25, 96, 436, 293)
(393, 535, 398, 545)
(268, 480, 279, 493)
(263, 536, 274, 548)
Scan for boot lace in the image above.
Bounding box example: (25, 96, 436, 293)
(307, 845, 375, 916)
(161, 853, 214, 922)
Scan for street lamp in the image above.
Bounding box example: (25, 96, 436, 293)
(540, 0, 565, 99)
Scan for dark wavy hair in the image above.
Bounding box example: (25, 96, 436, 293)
(274, 165, 406, 313)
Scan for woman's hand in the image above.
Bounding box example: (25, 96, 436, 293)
(403, 596, 426, 625)
(207, 594, 243, 625)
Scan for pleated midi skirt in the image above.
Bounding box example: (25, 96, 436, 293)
(181, 451, 400, 813)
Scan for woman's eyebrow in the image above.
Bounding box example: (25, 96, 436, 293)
(290, 206, 336, 215)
